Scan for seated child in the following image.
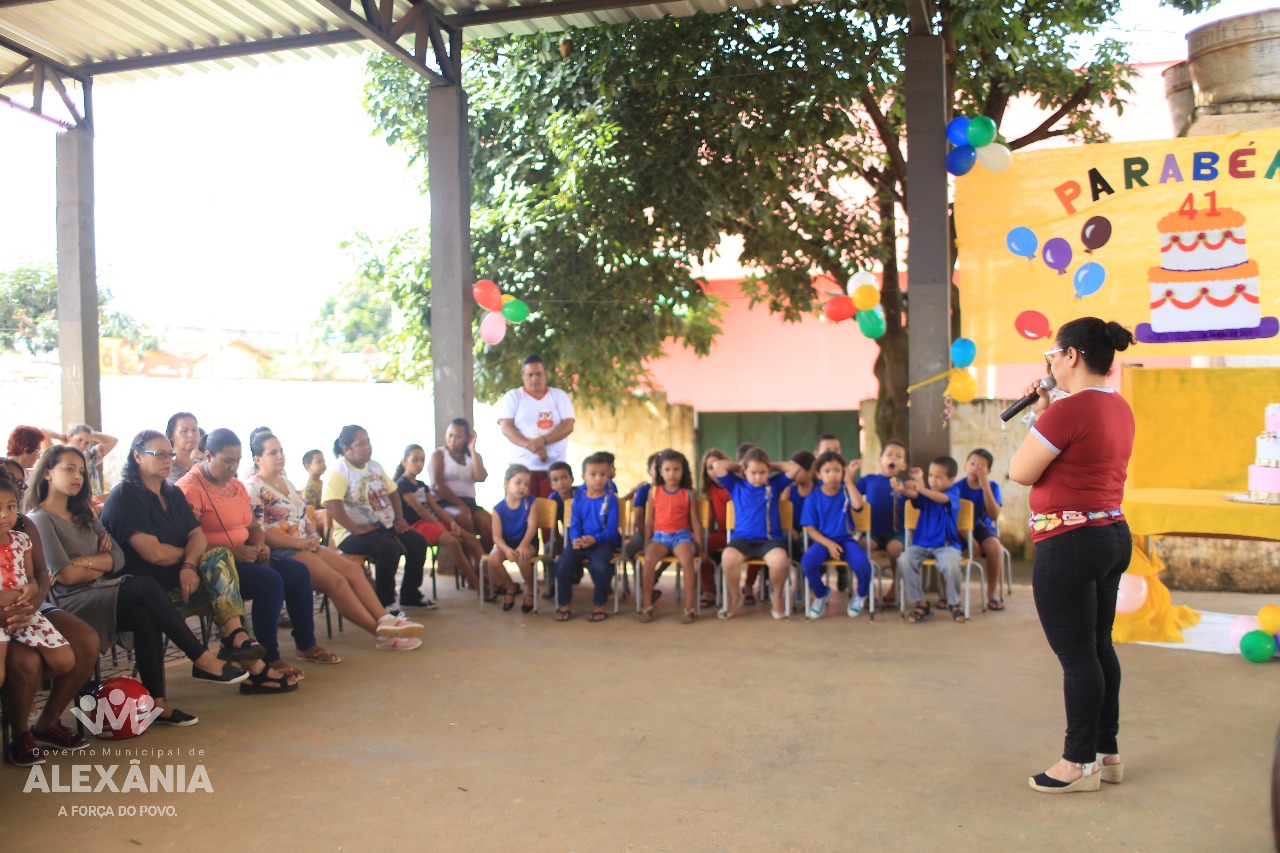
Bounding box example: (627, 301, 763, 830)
(638, 450, 702, 624)
(785, 450, 815, 560)
(488, 464, 538, 612)
(894, 455, 965, 623)
(542, 460, 576, 599)
(301, 449, 326, 512)
(696, 448, 729, 610)
(815, 434, 842, 457)
(958, 448, 1004, 610)
(624, 453, 660, 563)
(857, 438, 908, 597)
(801, 452, 873, 619)
(710, 448, 803, 619)
(554, 454, 620, 622)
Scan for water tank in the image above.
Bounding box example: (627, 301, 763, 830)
(1163, 61, 1194, 136)
(1187, 10, 1280, 108)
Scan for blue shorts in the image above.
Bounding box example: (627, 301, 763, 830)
(972, 524, 998, 544)
(651, 529, 694, 550)
(272, 548, 301, 560)
(870, 531, 904, 550)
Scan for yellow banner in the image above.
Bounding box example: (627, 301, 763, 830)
(955, 128, 1280, 365)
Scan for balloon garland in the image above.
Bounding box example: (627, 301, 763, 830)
(472, 279, 531, 345)
(945, 115, 1013, 177)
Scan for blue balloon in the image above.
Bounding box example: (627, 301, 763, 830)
(1006, 226, 1038, 259)
(946, 145, 977, 177)
(1073, 262, 1106, 298)
(946, 117, 971, 147)
(950, 337, 977, 369)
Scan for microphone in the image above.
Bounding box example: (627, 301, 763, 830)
(1000, 376, 1057, 423)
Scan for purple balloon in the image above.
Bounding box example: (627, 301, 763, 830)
(1043, 237, 1072, 275)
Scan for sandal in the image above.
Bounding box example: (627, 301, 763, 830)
(988, 598, 1006, 611)
(554, 608, 572, 622)
(297, 645, 342, 664)
(268, 660, 306, 680)
(741, 588, 757, 606)
(952, 606, 967, 623)
(217, 627, 265, 662)
(638, 606, 654, 623)
(239, 667, 299, 695)
(521, 593, 534, 614)
(905, 603, 932, 624)
(588, 610, 609, 622)
(682, 608, 697, 624)
(699, 592, 716, 609)
(502, 584, 523, 612)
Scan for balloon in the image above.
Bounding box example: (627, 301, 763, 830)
(945, 368, 977, 403)
(823, 296, 855, 323)
(1081, 215, 1112, 252)
(946, 145, 977, 177)
(950, 337, 977, 369)
(1006, 226, 1038, 259)
(501, 298, 530, 323)
(976, 142, 1012, 173)
(1258, 604, 1280, 634)
(1014, 310, 1052, 340)
(856, 308, 886, 339)
(846, 270, 878, 294)
(472, 279, 503, 312)
(1073, 262, 1106, 298)
(852, 285, 880, 312)
(1240, 629, 1277, 663)
(1114, 574, 1149, 615)
(945, 116, 971, 147)
(1042, 237, 1072, 275)
(501, 294, 517, 304)
(479, 311, 507, 345)
(1227, 615, 1262, 647)
(89, 677, 155, 740)
(966, 115, 998, 148)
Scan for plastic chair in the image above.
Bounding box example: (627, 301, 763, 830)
(902, 498, 985, 620)
(800, 500, 881, 622)
(722, 498, 794, 618)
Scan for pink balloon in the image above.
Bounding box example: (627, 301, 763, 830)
(1227, 615, 1261, 647)
(1114, 574, 1149, 615)
(479, 311, 507, 345)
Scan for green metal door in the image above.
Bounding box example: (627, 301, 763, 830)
(696, 411, 860, 464)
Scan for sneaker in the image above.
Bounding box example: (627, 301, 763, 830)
(154, 709, 199, 727)
(9, 731, 46, 766)
(31, 723, 90, 751)
(376, 636, 423, 651)
(376, 616, 424, 638)
(847, 596, 866, 618)
(400, 597, 438, 611)
(807, 593, 830, 620)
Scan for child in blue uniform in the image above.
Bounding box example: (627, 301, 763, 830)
(555, 454, 620, 622)
(489, 464, 536, 612)
(958, 448, 1005, 610)
(895, 455, 964, 623)
(801, 452, 873, 619)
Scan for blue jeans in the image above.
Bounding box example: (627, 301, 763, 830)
(801, 537, 871, 598)
(237, 558, 316, 661)
(555, 540, 615, 607)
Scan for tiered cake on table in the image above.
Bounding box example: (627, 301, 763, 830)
(1249, 404, 1280, 500)
(1138, 206, 1278, 343)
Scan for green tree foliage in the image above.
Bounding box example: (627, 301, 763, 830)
(313, 238, 399, 352)
(363, 0, 1215, 434)
(0, 261, 156, 355)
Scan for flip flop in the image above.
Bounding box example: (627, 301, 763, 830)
(554, 608, 572, 622)
(988, 598, 1006, 611)
(588, 610, 609, 622)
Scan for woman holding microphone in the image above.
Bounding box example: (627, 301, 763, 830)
(1009, 317, 1136, 794)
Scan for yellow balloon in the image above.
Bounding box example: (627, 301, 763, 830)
(1258, 604, 1280, 634)
(946, 368, 978, 403)
(502, 294, 516, 304)
(852, 284, 880, 312)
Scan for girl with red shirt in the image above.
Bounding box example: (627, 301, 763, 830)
(638, 450, 703, 624)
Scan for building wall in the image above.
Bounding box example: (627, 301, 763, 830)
(566, 393, 697, 494)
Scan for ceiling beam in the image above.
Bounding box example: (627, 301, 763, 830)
(313, 0, 449, 86)
(446, 0, 661, 28)
(76, 28, 362, 76)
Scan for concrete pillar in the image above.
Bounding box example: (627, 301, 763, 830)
(904, 35, 952, 468)
(427, 83, 474, 445)
(55, 125, 101, 430)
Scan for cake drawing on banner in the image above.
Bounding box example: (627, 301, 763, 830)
(1249, 404, 1280, 500)
(1137, 204, 1279, 343)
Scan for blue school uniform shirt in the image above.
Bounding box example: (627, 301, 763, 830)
(721, 471, 792, 541)
(786, 483, 808, 536)
(551, 491, 566, 523)
(568, 487, 620, 545)
(633, 483, 651, 509)
(801, 487, 857, 541)
(909, 483, 962, 549)
(492, 496, 534, 547)
(956, 479, 1002, 537)
(857, 474, 902, 539)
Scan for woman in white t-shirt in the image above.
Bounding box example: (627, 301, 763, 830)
(496, 354, 575, 499)
(428, 418, 493, 552)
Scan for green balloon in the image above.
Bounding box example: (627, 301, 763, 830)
(966, 115, 997, 148)
(1240, 629, 1277, 663)
(856, 308, 886, 340)
(501, 298, 530, 323)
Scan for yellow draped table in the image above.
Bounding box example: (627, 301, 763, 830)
(1114, 488, 1280, 643)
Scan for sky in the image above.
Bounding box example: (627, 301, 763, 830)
(0, 0, 1274, 337)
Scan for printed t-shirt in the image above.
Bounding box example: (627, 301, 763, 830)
(495, 386, 575, 471)
(246, 474, 311, 539)
(396, 476, 433, 526)
(322, 457, 397, 546)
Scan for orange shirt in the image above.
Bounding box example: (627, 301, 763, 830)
(652, 486, 691, 534)
(176, 468, 254, 549)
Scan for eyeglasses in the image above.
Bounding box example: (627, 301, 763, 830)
(141, 450, 177, 460)
(1043, 347, 1084, 367)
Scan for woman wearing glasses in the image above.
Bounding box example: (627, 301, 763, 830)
(1009, 317, 1137, 794)
(101, 431, 300, 695)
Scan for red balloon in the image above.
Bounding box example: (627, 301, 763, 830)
(472, 279, 503, 312)
(823, 296, 855, 322)
(1014, 310, 1052, 341)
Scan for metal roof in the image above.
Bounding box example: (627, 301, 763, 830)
(0, 0, 795, 86)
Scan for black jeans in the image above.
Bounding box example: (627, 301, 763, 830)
(114, 575, 209, 701)
(1032, 521, 1132, 764)
(339, 525, 428, 607)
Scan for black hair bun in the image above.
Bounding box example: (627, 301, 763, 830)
(1104, 321, 1135, 352)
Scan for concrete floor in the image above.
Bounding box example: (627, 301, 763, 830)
(4, 570, 1277, 852)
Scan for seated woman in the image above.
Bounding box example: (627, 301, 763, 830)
(42, 424, 118, 499)
(323, 425, 431, 610)
(165, 412, 200, 484)
(429, 418, 493, 552)
(29, 446, 247, 727)
(177, 429, 336, 676)
(101, 431, 298, 696)
(7, 426, 45, 470)
(246, 432, 422, 651)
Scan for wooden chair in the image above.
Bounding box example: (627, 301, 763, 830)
(800, 500, 882, 622)
(722, 498, 795, 618)
(902, 498, 985, 620)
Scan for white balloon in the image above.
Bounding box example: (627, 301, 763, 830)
(846, 270, 878, 294)
(976, 142, 1013, 173)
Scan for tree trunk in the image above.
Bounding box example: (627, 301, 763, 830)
(873, 190, 909, 446)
